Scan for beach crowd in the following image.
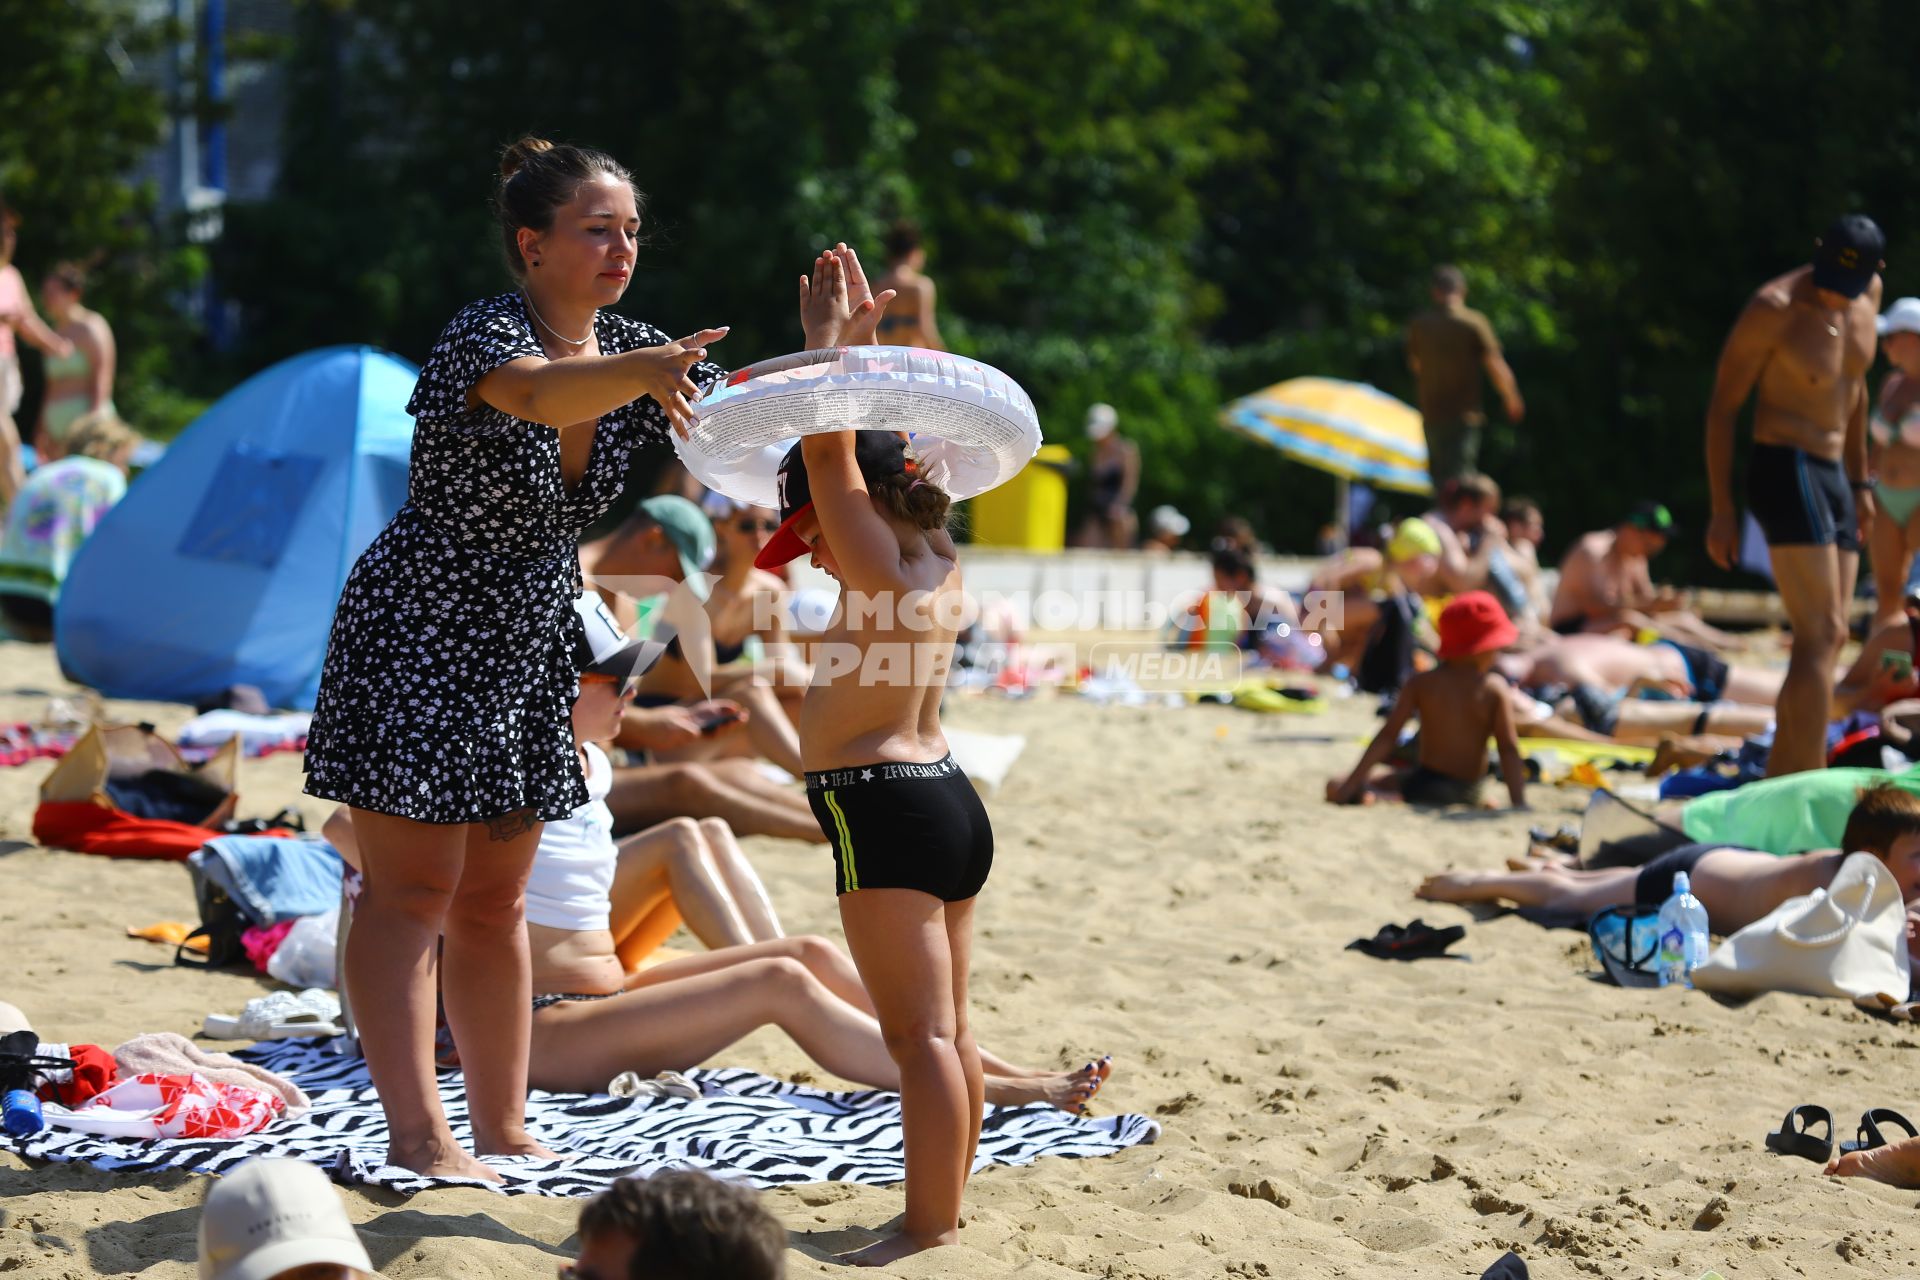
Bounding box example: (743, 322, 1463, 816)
(6, 133, 1920, 1280)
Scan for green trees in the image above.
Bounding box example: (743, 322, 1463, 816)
(19, 0, 1919, 568)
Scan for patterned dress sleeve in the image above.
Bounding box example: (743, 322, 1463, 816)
(407, 296, 545, 431)
(603, 315, 728, 447)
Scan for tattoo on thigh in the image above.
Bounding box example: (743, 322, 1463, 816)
(485, 810, 538, 842)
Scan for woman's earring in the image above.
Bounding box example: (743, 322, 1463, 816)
(531, 258, 541, 267)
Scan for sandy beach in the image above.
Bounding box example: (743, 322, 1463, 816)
(4, 637, 1919, 1278)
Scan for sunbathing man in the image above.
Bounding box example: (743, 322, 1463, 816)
(1501, 683, 1773, 761)
(1418, 783, 1920, 937)
(1328, 591, 1527, 808)
(1704, 216, 1885, 777)
(328, 645, 1110, 1111)
(1549, 502, 1737, 651)
(1510, 631, 1781, 709)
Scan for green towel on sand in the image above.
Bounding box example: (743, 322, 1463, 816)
(1681, 764, 1920, 855)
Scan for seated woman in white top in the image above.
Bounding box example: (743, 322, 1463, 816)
(532, 734, 783, 965)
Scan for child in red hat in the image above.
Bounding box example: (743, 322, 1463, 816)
(1327, 591, 1528, 808)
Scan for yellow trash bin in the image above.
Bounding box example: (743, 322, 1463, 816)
(967, 445, 1072, 550)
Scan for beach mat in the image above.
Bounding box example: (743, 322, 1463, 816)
(1516, 737, 1655, 769)
(6, 1039, 1158, 1196)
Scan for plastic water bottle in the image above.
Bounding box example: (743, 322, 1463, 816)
(3, 1088, 44, 1137)
(1655, 870, 1711, 989)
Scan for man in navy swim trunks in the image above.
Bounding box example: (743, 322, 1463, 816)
(1705, 215, 1886, 777)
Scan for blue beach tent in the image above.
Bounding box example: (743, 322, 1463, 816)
(57, 346, 417, 709)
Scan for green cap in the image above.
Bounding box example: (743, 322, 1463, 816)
(1624, 501, 1678, 537)
(639, 495, 715, 601)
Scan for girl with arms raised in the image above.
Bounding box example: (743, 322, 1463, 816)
(755, 246, 1024, 1264)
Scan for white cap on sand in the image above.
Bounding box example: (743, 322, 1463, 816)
(199, 1159, 373, 1280)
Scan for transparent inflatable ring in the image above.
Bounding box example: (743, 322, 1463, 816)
(675, 345, 1043, 510)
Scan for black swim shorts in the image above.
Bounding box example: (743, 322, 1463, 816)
(1400, 765, 1487, 808)
(1657, 639, 1729, 703)
(1747, 443, 1860, 553)
(1633, 843, 1713, 907)
(806, 755, 994, 901)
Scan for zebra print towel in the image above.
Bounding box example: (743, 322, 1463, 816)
(7, 1040, 1160, 1196)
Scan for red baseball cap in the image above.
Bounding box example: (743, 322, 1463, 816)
(1437, 591, 1519, 661)
(754, 434, 912, 571)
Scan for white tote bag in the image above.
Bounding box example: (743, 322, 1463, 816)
(1691, 852, 1911, 1003)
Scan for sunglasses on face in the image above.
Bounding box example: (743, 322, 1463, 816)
(580, 672, 641, 698)
(736, 517, 781, 533)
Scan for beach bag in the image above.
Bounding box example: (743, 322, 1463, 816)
(34, 724, 240, 859)
(1691, 852, 1911, 1003)
(174, 858, 251, 970)
(39, 724, 238, 818)
(1588, 905, 1664, 989)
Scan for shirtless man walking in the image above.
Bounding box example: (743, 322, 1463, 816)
(1706, 215, 1886, 776)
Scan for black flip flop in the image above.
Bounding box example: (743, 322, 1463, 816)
(1764, 1104, 1834, 1163)
(1346, 919, 1466, 961)
(1841, 1108, 1919, 1154)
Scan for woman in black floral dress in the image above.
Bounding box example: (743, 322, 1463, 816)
(304, 138, 727, 1179)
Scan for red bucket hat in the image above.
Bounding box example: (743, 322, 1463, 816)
(1437, 591, 1518, 661)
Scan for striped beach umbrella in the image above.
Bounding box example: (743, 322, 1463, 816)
(1220, 376, 1432, 496)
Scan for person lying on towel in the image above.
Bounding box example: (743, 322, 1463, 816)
(1417, 783, 1920, 940)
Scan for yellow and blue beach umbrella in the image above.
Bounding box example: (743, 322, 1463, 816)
(1220, 377, 1432, 496)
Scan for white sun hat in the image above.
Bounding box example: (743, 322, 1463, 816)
(677, 345, 1042, 509)
(1880, 297, 1920, 337)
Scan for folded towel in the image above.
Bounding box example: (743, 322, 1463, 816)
(112, 1032, 310, 1113)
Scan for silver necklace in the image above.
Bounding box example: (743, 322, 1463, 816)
(522, 291, 596, 347)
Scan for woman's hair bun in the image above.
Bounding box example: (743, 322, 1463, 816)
(500, 136, 556, 183)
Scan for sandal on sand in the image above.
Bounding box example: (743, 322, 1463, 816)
(203, 988, 343, 1040)
(1764, 1104, 1833, 1163)
(1840, 1108, 1919, 1155)
(1346, 919, 1465, 961)
(1527, 824, 1580, 855)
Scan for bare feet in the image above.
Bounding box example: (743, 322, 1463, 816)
(1826, 1135, 1920, 1188)
(838, 1228, 960, 1267)
(1509, 844, 1575, 872)
(387, 1134, 502, 1182)
(984, 1056, 1114, 1113)
(1415, 872, 1483, 904)
(473, 1130, 565, 1162)
(986, 1064, 1100, 1112)
(1646, 733, 1721, 777)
